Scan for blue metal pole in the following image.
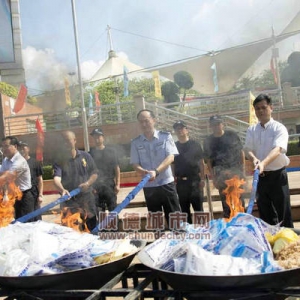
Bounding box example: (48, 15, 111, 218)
(246, 169, 260, 214)
(91, 174, 151, 235)
(12, 188, 81, 224)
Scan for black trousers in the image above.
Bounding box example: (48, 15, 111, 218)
(256, 168, 293, 228)
(14, 189, 35, 222)
(143, 182, 181, 227)
(31, 185, 42, 221)
(176, 179, 204, 224)
(95, 179, 117, 211)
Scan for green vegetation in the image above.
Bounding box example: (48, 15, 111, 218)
(42, 165, 53, 180)
(174, 70, 194, 102)
(287, 140, 300, 156)
(232, 61, 288, 91)
(0, 82, 37, 105)
(0, 82, 18, 98)
(161, 81, 180, 106)
(69, 78, 162, 110)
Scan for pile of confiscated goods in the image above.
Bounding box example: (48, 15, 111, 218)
(141, 213, 300, 276)
(0, 221, 138, 277)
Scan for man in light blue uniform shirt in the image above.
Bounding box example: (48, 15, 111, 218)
(130, 109, 181, 227)
(0, 136, 34, 221)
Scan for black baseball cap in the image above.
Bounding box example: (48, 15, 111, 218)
(90, 128, 104, 136)
(173, 120, 187, 129)
(209, 115, 223, 124)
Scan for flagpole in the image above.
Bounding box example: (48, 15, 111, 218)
(71, 0, 89, 151)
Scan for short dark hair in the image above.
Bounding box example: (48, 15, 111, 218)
(2, 136, 19, 146)
(137, 109, 155, 119)
(253, 94, 272, 107)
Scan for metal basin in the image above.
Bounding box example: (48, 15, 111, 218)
(0, 239, 146, 290)
(138, 247, 300, 291)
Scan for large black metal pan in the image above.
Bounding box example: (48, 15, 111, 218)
(0, 239, 146, 290)
(138, 247, 300, 291)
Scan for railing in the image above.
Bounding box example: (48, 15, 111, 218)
(145, 101, 248, 143)
(4, 87, 300, 141)
(4, 101, 137, 136)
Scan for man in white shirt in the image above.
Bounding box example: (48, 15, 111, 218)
(244, 94, 293, 228)
(0, 136, 34, 221)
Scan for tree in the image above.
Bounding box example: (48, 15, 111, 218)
(173, 71, 194, 101)
(0, 82, 37, 105)
(281, 51, 300, 87)
(0, 82, 18, 98)
(232, 61, 288, 91)
(161, 81, 180, 107)
(84, 78, 161, 107)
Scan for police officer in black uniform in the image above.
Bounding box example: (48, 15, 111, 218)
(173, 120, 205, 224)
(89, 128, 120, 212)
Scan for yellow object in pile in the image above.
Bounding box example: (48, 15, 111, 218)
(265, 228, 299, 254)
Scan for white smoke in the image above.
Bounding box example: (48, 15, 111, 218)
(22, 46, 104, 94)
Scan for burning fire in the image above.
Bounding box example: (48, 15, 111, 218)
(60, 207, 90, 233)
(0, 171, 22, 227)
(223, 175, 245, 220)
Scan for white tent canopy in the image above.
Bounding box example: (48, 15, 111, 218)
(90, 50, 143, 82)
(151, 11, 300, 95)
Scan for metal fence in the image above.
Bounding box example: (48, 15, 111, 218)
(4, 101, 137, 136)
(4, 87, 300, 141)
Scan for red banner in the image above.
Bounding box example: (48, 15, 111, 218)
(13, 84, 27, 113)
(270, 57, 278, 84)
(35, 118, 44, 161)
(95, 91, 101, 110)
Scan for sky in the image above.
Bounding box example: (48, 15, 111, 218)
(18, 0, 300, 94)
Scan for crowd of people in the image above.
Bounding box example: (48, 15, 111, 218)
(0, 93, 294, 229)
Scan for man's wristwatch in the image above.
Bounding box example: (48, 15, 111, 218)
(155, 169, 159, 177)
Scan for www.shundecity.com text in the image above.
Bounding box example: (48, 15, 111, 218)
(98, 231, 211, 240)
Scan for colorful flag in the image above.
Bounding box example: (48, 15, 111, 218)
(95, 91, 101, 109)
(35, 118, 44, 161)
(13, 84, 27, 113)
(123, 66, 129, 97)
(64, 77, 71, 106)
(249, 92, 258, 125)
(89, 92, 94, 116)
(152, 71, 162, 98)
(270, 57, 278, 84)
(210, 63, 219, 93)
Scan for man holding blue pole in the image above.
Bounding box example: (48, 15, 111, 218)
(0, 136, 34, 221)
(244, 94, 293, 228)
(53, 131, 98, 231)
(130, 109, 181, 228)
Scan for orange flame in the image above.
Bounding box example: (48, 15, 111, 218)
(60, 207, 90, 233)
(223, 175, 245, 221)
(0, 171, 22, 227)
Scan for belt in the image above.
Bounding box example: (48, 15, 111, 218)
(260, 167, 285, 177)
(22, 188, 32, 193)
(176, 176, 198, 181)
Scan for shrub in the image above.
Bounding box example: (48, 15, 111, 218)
(43, 165, 53, 180)
(287, 140, 300, 156)
(119, 156, 134, 172)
